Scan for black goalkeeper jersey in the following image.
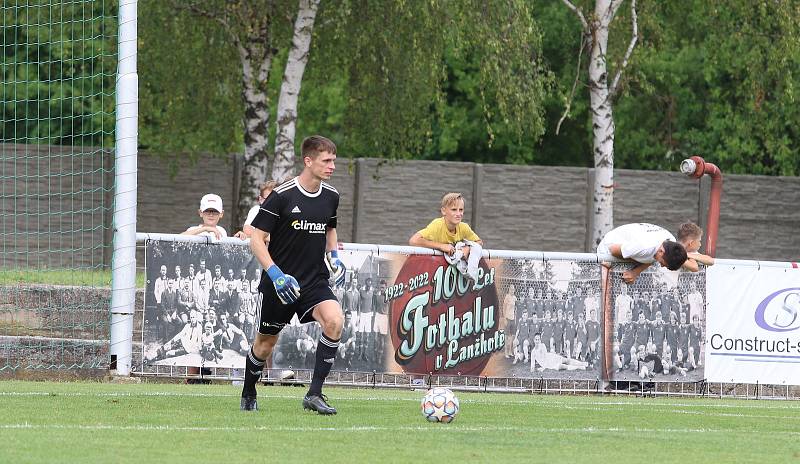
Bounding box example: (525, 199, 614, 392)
(251, 177, 339, 289)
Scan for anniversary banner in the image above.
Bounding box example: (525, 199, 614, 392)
(271, 249, 605, 380)
(387, 253, 503, 375)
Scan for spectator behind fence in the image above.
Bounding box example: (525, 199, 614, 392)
(182, 193, 227, 240)
(675, 222, 715, 271)
(409, 192, 483, 256)
(409, 193, 484, 281)
(181, 193, 227, 383)
(596, 223, 688, 284)
(234, 180, 279, 240)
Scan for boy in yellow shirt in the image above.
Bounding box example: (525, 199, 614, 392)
(409, 192, 483, 257)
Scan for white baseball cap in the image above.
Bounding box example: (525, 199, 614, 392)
(200, 193, 223, 212)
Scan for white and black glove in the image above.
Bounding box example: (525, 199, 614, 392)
(325, 250, 346, 287)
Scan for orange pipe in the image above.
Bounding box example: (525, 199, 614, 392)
(680, 156, 722, 257)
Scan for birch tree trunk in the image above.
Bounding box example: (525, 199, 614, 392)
(174, 2, 277, 227)
(272, 0, 321, 182)
(236, 37, 274, 225)
(560, 0, 637, 249)
(588, 0, 617, 249)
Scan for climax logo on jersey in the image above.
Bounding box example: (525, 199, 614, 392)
(291, 220, 326, 234)
(754, 287, 800, 332)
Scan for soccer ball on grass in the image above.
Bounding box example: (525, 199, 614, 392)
(420, 387, 459, 423)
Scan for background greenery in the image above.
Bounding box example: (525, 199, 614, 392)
(4, 0, 799, 175)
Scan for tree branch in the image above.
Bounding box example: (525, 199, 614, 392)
(173, 0, 242, 49)
(560, 0, 589, 32)
(608, 0, 625, 23)
(609, 0, 638, 99)
(556, 31, 587, 135)
(173, 1, 224, 27)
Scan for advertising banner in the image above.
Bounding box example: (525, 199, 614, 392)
(140, 239, 800, 386)
(706, 264, 800, 384)
(141, 241, 603, 380)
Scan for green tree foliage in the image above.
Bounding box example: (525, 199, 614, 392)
(138, 0, 253, 159)
(421, 38, 552, 165)
(613, 0, 800, 175)
(7, 1, 798, 177)
(0, 0, 116, 147)
(534, 1, 593, 167)
(321, 0, 551, 162)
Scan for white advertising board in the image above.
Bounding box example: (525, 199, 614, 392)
(706, 263, 800, 384)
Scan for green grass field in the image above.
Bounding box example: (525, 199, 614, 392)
(1, 380, 798, 463)
(0, 269, 146, 287)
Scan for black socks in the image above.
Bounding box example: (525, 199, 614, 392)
(242, 347, 265, 397)
(308, 333, 340, 396)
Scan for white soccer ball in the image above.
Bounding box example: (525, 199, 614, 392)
(420, 387, 460, 423)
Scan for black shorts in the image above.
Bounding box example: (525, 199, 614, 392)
(257, 280, 338, 336)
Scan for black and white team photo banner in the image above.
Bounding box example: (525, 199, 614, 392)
(141, 240, 261, 370)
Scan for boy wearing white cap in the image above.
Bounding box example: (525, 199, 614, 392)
(182, 193, 228, 240)
(180, 193, 227, 383)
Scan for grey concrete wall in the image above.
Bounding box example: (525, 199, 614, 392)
(613, 169, 703, 252)
(329, 158, 357, 243)
(2, 143, 799, 267)
(136, 157, 800, 261)
(480, 164, 589, 252)
(136, 152, 239, 236)
(718, 174, 800, 261)
(0, 144, 111, 268)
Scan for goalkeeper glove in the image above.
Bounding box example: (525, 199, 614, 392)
(325, 250, 346, 287)
(266, 264, 300, 305)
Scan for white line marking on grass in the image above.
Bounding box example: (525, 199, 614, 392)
(2, 391, 800, 412)
(0, 391, 240, 398)
(2, 423, 799, 435)
(505, 399, 800, 411)
(557, 405, 800, 420)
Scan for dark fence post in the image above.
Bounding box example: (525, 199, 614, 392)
(472, 163, 483, 232)
(584, 168, 595, 252)
(352, 158, 366, 242)
(231, 153, 243, 232)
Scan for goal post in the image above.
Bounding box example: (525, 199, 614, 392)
(110, 0, 138, 376)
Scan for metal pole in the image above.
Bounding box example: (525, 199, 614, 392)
(680, 156, 723, 257)
(110, 0, 138, 376)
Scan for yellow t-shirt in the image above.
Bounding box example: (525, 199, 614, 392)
(417, 218, 480, 244)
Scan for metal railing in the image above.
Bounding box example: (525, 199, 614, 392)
(129, 233, 800, 401)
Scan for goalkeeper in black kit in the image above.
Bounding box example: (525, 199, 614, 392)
(240, 135, 346, 415)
